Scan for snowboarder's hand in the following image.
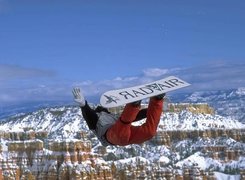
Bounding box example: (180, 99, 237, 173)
(72, 87, 86, 107)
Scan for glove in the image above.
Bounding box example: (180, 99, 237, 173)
(72, 87, 86, 107)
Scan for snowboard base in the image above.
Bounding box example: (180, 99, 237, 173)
(100, 76, 190, 108)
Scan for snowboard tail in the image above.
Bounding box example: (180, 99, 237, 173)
(100, 76, 190, 108)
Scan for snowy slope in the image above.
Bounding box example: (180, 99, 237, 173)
(172, 87, 245, 123)
(1, 106, 244, 139)
(1, 87, 244, 122)
(159, 111, 245, 131)
(0, 102, 244, 179)
(0, 106, 88, 139)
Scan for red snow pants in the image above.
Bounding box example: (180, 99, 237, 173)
(106, 98, 163, 146)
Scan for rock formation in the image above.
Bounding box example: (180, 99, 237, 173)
(0, 128, 244, 179)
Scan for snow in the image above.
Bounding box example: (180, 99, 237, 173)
(181, 88, 245, 123)
(114, 156, 150, 167)
(236, 87, 245, 96)
(214, 172, 240, 180)
(0, 89, 244, 178)
(158, 156, 170, 164)
(158, 111, 245, 131)
(175, 152, 207, 169)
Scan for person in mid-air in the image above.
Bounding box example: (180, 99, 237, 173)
(72, 87, 165, 146)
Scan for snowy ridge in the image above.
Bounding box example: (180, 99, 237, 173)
(0, 106, 88, 139)
(159, 111, 245, 131)
(0, 106, 244, 139)
(172, 87, 245, 123)
(0, 104, 244, 179)
(235, 87, 245, 96)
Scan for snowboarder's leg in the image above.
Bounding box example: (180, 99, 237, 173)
(113, 98, 163, 145)
(120, 102, 141, 123)
(127, 97, 163, 144)
(106, 103, 141, 146)
(80, 101, 98, 130)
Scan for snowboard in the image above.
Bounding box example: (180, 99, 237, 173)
(100, 76, 190, 108)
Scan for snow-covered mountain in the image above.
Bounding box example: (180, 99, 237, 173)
(1, 87, 244, 122)
(0, 100, 71, 120)
(0, 88, 244, 179)
(0, 104, 244, 179)
(0, 106, 87, 139)
(171, 87, 245, 123)
(1, 106, 244, 139)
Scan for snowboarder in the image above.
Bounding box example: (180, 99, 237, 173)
(72, 87, 165, 146)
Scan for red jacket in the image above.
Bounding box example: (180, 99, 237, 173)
(106, 98, 163, 146)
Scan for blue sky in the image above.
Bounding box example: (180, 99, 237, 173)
(0, 0, 245, 106)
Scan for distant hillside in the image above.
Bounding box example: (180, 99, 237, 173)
(167, 103, 215, 114)
(1, 105, 244, 139)
(0, 100, 72, 120)
(171, 87, 245, 123)
(1, 87, 244, 123)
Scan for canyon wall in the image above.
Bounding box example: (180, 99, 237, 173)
(0, 128, 244, 179)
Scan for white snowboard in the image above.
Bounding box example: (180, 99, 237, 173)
(100, 76, 190, 108)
